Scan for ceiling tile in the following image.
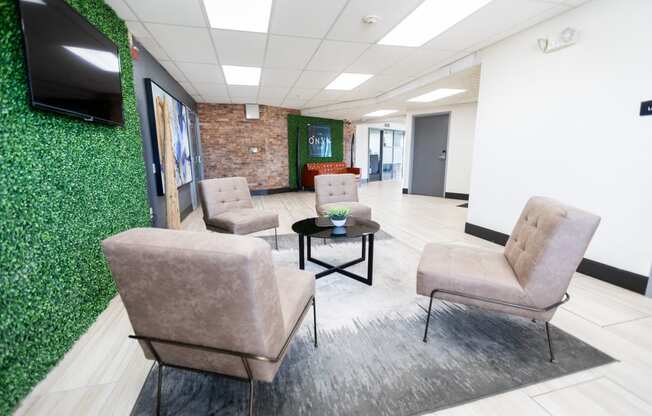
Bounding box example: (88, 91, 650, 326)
(382, 49, 455, 77)
(137, 37, 170, 61)
(145, 24, 217, 64)
(423, 0, 557, 51)
(228, 85, 259, 99)
(313, 89, 346, 101)
(326, 0, 423, 43)
(125, 0, 206, 26)
(177, 62, 225, 84)
(202, 94, 231, 104)
(282, 99, 307, 109)
(269, 0, 347, 38)
(231, 97, 256, 104)
(125, 21, 149, 38)
(104, 0, 137, 20)
(193, 82, 228, 96)
(294, 71, 338, 89)
(259, 97, 284, 107)
(356, 75, 404, 93)
(286, 88, 320, 101)
(211, 30, 267, 66)
(304, 99, 338, 108)
(346, 45, 413, 73)
(260, 68, 302, 87)
(179, 81, 199, 96)
(264, 35, 321, 69)
(305, 40, 369, 72)
(258, 86, 290, 98)
(158, 60, 188, 82)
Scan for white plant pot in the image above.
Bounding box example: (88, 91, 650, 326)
(331, 218, 347, 227)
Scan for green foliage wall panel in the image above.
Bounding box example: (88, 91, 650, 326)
(287, 114, 344, 188)
(0, 0, 150, 413)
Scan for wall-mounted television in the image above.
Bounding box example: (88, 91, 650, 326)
(17, 0, 124, 126)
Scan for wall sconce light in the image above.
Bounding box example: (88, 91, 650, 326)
(249, 147, 259, 154)
(538, 27, 577, 53)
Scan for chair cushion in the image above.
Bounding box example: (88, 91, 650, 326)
(276, 267, 316, 331)
(206, 208, 279, 235)
(416, 243, 552, 320)
(318, 201, 372, 220)
(248, 266, 315, 382)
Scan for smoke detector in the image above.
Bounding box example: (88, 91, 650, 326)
(362, 15, 380, 24)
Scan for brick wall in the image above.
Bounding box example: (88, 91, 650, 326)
(198, 104, 300, 190)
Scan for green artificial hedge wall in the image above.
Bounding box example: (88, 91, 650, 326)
(287, 114, 344, 188)
(0, 0, 150, 413)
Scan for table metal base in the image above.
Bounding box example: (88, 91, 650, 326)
(298, 234, 374, 286)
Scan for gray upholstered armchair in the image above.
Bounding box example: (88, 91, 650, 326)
(418, 196, 600, 361)
(198, 177, 279, 249)
(101, 228, 317, 415)
(314, 173, 371, 220)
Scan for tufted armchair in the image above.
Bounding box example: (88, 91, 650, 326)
(198, 177, 279, 249)
(314, 173, 371, 220)
(102, 228, 317, 415)
(418, 196, 600, 361)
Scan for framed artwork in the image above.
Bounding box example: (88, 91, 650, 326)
(307, 124, 332, 158)
(145, 78, 193, 195)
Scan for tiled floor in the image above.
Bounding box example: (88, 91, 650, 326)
(14, 181, 652, 415)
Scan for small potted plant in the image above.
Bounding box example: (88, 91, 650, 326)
(327, 207, 350, 227)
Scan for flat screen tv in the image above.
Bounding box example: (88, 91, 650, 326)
(17, 0, 124, 126)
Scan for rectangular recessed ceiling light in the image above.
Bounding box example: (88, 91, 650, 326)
(325, 73, 373, 90)
(222, 65, 261, 86)
(379, 0, 492, 47)
(364, 110, 399, 117)
(408, 88, 466, 103)
(203, 0, 272, 33)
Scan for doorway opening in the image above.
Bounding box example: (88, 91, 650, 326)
(368, 128, 404, 182)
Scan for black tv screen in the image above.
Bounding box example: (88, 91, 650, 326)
(17, 0, 124, 126)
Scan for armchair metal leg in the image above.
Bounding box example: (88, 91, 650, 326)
(156, 363, 163, 416)
(423, 290, 435, 343)
(312, 297, 318, 348)
(241, 358, 255, 416)
(545, 321, 555, 363)
(274, 228, 278, 250)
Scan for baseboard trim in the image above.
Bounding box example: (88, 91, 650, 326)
(445, 192, 469, 200)
(250, 187, 293, 196)
(402, 188, 408, 194)
(464, 222, 509, 245)
(464, 222, 649, 295)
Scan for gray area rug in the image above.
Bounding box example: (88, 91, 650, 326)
(131, 234, 613, 415)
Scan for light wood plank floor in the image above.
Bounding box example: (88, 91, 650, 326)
(14, 181, 652, 415)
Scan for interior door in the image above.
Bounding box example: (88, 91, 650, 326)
(368, 128, 381, 181)
(381, 130, 394, 180)
(411, 114, 449, 196)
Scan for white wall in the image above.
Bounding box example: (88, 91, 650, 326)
(354, 121, 405, 180)
(402, 102, 478, 194)
(469, 0, 652, 280)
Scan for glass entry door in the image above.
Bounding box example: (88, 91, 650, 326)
(368, 129, 381, 181)
(369, 128, 404, 182)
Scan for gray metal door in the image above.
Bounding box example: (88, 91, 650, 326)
(411, 114, 449, 196)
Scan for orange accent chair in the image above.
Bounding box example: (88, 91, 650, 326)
(302, 162, 360, 188)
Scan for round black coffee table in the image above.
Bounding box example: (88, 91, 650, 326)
(292, 217, 380, 286)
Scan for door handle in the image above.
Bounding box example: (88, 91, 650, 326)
(438, 150, 447, 160)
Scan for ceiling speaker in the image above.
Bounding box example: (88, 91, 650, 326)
(245, 104, 260, 120)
